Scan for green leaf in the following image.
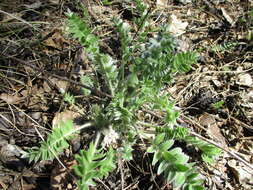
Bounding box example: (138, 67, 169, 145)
(147, 146, 155, 153)
(152, 151, 160, 165)
(81, 75, 93, 95)
(157, 160, 169, 175)
(163, 151, 177, 162)
(166, 170, 177, 183)
(99, 147, 116, 177)
(184, 184, 204, 190)
(154, 133, 166, 145)
(126, 73, 139, 87)
(63, 92, 75, 104)
(190, 179, 204, 186)
(95, 54, 118, 95)
(74, 143, 115, 189)
(186, 173, 199, 182)
(102, 0, 113, 5)
(212, 100, 224, 109)
(121, 144, 134, 161)
(67, 12, 99, 54)
(173, 164, 190, 172)
(193, 185, 204, 190)
(201, 154, 215, 164)
(28, 120, 76, 162)
(159, 140, 174, 152)
(173, 172, 186, 188)
(173, 51, 197, 73)
(169, 148, 189, 164)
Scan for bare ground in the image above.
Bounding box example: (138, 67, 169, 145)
(0, 0, 253, 189)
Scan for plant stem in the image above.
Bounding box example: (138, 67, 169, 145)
(94, 131, 101, 150)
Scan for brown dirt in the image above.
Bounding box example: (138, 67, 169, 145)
(0, 0, 252, 189)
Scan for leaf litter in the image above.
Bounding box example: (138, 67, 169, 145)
(0, 0, 253, 190)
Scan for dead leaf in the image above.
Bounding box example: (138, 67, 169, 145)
(52, 110, 81, 128)
(156, 0, 167, 7)
(31, 112, 41, 120)
(220, 7, 235, 25)
(178, 0, 192, 4)
(240, 90, 253, 109)
(24, 1, 42, 9)
(43, 80, 52, 93)
(48, 76, 69, 93)
(212, 79, 222, 87)
(236, 73, 253, 87)
(0, 93, 23, 104)
(177, 37, 191, 52)
(0, 144, 26, 163)
(168, 14, 188, 37)
(199, 113, 227, 147)
(228, 159, 253, 187)
(0, 12, 23, 22)
(48, 0, 60, 4)
(50, 159, 77, 190)
(168, 82, 186, 99)
(22, 184, 37, 190)
(199, 113, 216, 127)
(43, 30, 69, 50)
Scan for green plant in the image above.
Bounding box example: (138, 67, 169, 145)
(102, 0, 113, 6)
(212, 100, 224, 110)
(147, 133, 204, 190)
(28, 120, 93, 163)
(63, 92, 75, 105)
(74, 137, 116, 190)
(211, 42, 237, 53)
(81, 75, 93, 95)
(155, 126, 221, 164)
(28, 2, 221, 190)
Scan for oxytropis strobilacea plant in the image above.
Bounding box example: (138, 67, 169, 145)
(28, 1, 221, 190)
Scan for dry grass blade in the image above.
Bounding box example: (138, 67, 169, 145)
(6, 56, 113, 98)
(0, 9, 38, 30)
(190, 131, 253, 171)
